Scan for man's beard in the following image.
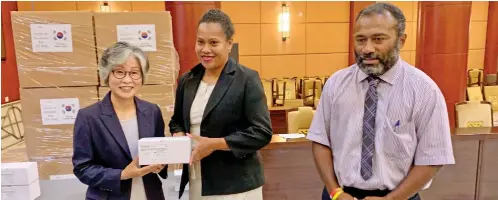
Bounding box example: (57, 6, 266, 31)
(355, 40, 401, 77)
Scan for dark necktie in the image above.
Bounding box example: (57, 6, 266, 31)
(361, 76, 380, 180)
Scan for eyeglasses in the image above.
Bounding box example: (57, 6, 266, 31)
(111, 69, 142, 80)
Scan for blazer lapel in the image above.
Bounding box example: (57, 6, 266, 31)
(183, 66, 203, 130)
(202, 59, 236, 121)
(135, 97, 152, 139)
(100, 93, 132, 160)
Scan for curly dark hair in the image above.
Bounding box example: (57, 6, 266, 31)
(356, 2, 406, 37)
(198, 9, 235, 40)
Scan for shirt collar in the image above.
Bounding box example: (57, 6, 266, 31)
(356, 58, 403, 85)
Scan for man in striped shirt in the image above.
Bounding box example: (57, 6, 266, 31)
(307, 3, 455, 200)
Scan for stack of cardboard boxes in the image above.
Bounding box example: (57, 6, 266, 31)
(94, 12, 177, 133)
(11, 11, 178, 180)
(1, 162, 41, 200)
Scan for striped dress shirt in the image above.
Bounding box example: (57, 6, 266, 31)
(307, 58, 455, 191)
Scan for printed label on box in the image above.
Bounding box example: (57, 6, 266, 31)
(40, 98, 80, 125)
(30, 24, 73, 52)
(117, 24, 157, 52)
(1, 187, 16, 198)
(50, 174, 77, 180)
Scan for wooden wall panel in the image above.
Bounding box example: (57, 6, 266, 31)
(261, 23, 305, 55)
(240, 56, 261, 75)
(388, 1, 415, 22)
(306, 2, 349, 23)
(484, 2, 498, 74)
(306, 23, 349, 53)
(400, 51, 411, 65)
(410, 51, 417, 66)
(261, 1, 306, 24)
(261, 55, 305, 78)
(1, 28, 5, 60)
(233, 24, 261, 56)
(1, 1, 20, 104)
(221, 1, 260, 24)
(469, 22, 488, 50)
(166, 2, 219, 77)
(131, 1, 166, 11)
(468, 49, 486, 70)
(306, 54, 348, 76)
(411, 21, 418, 51)
(471, 1, 490, 22)
(76, 1, 132, 12)
(402, 21, 416, 51)
(416, 2, 472, 129)
(468, 2, 488, 73)
(18, 1, 77, 11)
(413, 1, 419, 22)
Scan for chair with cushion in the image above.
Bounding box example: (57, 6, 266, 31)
(275, 79, 286, 106)
(467, 86, 484, 101)
(287, 106, 316, 134)
(261, 79, 274, 108)
(281, 78, 304, 107)
(467, 69, 483, 87)
(455, 101, 493, 128)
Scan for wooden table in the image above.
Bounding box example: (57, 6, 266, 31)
(261, 128, 498, 200)
(269, 107, 298, 134)
(261, 135, 318, 200)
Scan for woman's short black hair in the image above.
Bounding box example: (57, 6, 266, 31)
(198, 9, 235, 40)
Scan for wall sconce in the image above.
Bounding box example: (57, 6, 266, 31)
(279, 4, 290, 41)
(100, 2, 111, 12)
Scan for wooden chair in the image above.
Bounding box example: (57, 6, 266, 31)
(455, 101, 493, 128)
(467, 86, 484, 101)
(261, 79, 274, 108)
(483, 73, 498, 111)
(467, 69, 483, 87)
(275, 79, 286, 106)
(287, 106, 315, 134)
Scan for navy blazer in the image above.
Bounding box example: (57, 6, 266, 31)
(72, 92, 168, 200)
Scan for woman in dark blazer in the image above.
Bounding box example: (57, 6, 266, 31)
(169, 9, 272, 200)
(72, 42, 168, 200)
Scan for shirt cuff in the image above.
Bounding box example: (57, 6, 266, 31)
(415, 156, 456, 166)
(306, 133, 330, 147)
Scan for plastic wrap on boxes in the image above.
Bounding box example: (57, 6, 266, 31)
(19, 87, 99, 162)
(94, 12, 180, 85)
(11, 11, 180, 88)
(1, 145, 29, 163)
(10, 11, 179, 180)
(98, 84, 176, 136)
(11, 11, 99, 88)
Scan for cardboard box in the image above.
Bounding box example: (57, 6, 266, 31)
(94, 12, 179, 85)
(1, 180, 41, 200)
(20, 87, 98, 160)
(139, 137, 191, 165)
(11, 11, 98, 88)
(1, 162, 39, 186)
(98, 84, 175, 136)
(37, 157, 75, 180)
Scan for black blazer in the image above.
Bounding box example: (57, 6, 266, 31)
(169, 58, 273, 197)
(72, 92, 168, 200)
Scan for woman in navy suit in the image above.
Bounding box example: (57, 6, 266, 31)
(72, 42, 168, 200)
